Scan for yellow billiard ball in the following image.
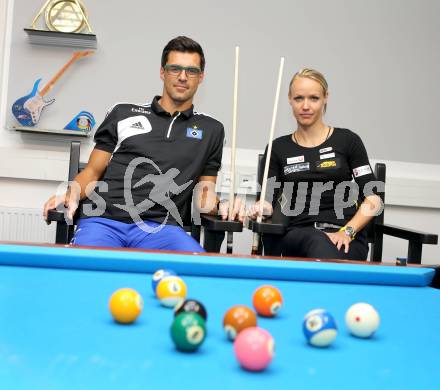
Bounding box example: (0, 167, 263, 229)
(109, 288, 143, 324)
(156, 276, 187, 308)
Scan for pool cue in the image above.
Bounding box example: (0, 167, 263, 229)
(226, 46, 240, 254)
(251, 57, 285, 255)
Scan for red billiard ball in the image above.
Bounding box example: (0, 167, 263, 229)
(252, 285, 283, 317)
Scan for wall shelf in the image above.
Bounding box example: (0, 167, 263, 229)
(12, 126, 90, 137)
(24, 28, 97, 49)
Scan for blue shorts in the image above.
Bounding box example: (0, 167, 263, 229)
(71, 217, 205, 252)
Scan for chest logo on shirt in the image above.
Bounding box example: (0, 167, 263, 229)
(287, 155, 304, 164)
(131, 107, 151, 115)
(320, 152, 335, 160)
(186, 126, 203, 140)
(284, 162, 310, 175)
(319, 146, 333, 154)
(315, 158, 340, 170)
(117, 115, 152, 138)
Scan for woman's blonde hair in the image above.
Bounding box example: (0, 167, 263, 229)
(288, 68, 329, 112)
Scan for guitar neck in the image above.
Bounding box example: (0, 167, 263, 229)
(39, 55, 82, 96)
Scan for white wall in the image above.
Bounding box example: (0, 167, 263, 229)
(0, 0, 439, 263)
(0, 0, 8, 103)
(3, 0, 440, 164)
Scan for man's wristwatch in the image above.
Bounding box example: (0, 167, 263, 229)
(340, 226, 356, 240)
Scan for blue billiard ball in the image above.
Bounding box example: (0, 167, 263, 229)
(151, 269, 177, 294)
(303, 309, 337, 347)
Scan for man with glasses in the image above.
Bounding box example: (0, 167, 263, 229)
(44, 36, 229, 251)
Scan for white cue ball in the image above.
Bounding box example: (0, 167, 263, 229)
(345, 303, 380, 338)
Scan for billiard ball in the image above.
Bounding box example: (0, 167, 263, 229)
(151, 269, 176, 294)
(156, 276, 187, 308)
(345, 302, 380, 338)
(303, 309, 338, 347)
(234, 327, 274, 371)
(223, 305, 257, 341)
(252, 285, 283, 317)
(108, 288, 143, 324)
(171, 312, 206, 352)
(174, 299, 207, 321)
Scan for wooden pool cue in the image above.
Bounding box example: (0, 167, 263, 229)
(251, 57, 285, 255)
(225, 46, 240, 254)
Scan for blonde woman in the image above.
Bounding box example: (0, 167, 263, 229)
(250, 69, 382, 260)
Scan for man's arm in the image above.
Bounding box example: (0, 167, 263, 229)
(196, 175, 245, 222)
(72, 149, 112, 199)
(196, 175, 219, 215)
(43, 149, 112, 220)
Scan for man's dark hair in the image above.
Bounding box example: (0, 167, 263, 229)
(161, 36, 205, 71)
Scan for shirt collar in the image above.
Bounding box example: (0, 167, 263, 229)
(151, 96, 194, 118)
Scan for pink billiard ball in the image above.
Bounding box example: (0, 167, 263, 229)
(233, 327, 274, 371)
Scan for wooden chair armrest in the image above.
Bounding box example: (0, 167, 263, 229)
(376, 223, 438, 244)
(247, 218, 286, 235)
(47, 209, 68, 224)
(200, 214, 243, 233)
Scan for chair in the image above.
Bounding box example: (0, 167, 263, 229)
(248, 154, 438, 264)
(200, 214, 242, 254)
(47, 141, 240, 252)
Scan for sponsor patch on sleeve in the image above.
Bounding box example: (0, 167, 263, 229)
(353, 164, 372, 177)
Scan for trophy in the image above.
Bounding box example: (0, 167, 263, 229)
(25, 0, 97, 48)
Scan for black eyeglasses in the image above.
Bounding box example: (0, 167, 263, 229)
(164, 64, 202, 78)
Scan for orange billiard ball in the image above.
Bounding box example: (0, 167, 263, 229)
(252, 285, 283, 317)
(223, 305, 257, 340)
(109, 288, 143, 324)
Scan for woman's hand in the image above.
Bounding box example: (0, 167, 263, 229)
(247, 200, 273, 220)
(325, 230, 351, 254)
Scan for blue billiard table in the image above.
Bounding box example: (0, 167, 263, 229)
(0, 243, 439, 390)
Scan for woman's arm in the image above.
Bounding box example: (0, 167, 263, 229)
(326, 194, 382, 253)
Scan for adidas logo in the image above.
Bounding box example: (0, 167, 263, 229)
(130, 121, 144, 130)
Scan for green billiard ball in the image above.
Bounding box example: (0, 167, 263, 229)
(170, 312, 206, 352)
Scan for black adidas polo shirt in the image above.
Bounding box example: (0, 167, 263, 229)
(79, 96, 225, 224)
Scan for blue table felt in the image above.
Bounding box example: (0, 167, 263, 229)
(0, 243, 439, 390)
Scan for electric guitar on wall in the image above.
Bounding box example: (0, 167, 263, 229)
(12, 50, 93, 127)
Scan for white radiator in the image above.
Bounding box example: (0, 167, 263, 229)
(0, 207, 55, 243)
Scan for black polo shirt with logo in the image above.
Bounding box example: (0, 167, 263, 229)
(80, 96, 225, 224)
(261, 128, 378, 227)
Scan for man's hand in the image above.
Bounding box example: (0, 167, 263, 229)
(43, 185, 80, 222)
(219, 197, 246, 222)
(325, 231, 351, 254)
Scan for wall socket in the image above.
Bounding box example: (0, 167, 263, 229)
(218, 171, 257, 194)
(238, 173, 256, 192)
